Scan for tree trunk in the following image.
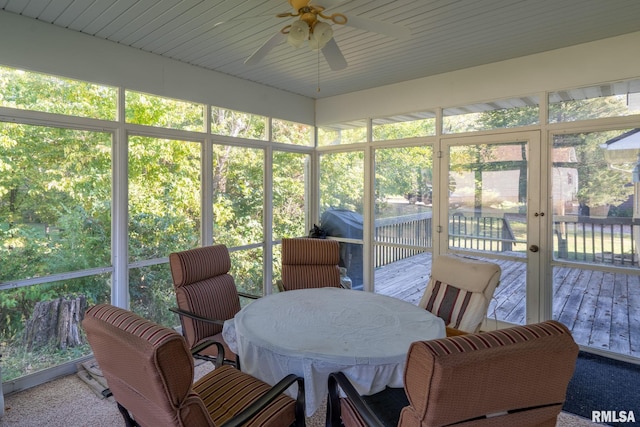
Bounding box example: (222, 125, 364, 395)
(22, 295, 87, 351)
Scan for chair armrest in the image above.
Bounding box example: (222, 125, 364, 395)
(171, 309, 237, 367)
(237, 291, 260, 300)
(221, 375, 306, 427)
(327, 372, 385, 427)
(169, 307, 225, 326)
(191, 340, 225, 368)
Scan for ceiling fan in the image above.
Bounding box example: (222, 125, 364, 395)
(244, 0, 411, 71)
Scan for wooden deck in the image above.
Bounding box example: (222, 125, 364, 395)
(374, 252, 640, 359)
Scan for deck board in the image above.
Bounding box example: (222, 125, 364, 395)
(610, 273, 630, 355)
(490, 259, 526, 324)
(373, 252, 640, 359)
(574, 269, 599, 348)
(554, 267, 583, 328)
(590, 270, 612, 350)
(628, 274, 640, 356)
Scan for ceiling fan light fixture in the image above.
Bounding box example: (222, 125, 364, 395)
(287, 20, 309, 48)
(310, 21, 333, 50)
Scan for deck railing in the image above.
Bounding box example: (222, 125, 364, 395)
(448, 213, 523, 253)
(374, 212, 524, 266)
(375, 213, 432, 267)
(374, 212, 639, 268)
(554, 215, 639, 267)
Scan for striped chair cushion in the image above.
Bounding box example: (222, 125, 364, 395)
(400, 320, 578, 427)
(282, 265, 342, 291)
(419, 320, 571, 356)
(175, 274, 241, 345)
(83, 304, 208, 426)
(86, 303, 181, 346)
(421, 279, 486, 332)
(419, 255, 501, 333)
(281, 238, 342, 291)
(85, 305, 297, 426)
(281, 238, 340, 265)
(170, 244, 231, 287)
(195, 365, 296, 427)
(169, 245, 242, 363)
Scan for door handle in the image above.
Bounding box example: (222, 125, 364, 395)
(529, 245, 539, 253)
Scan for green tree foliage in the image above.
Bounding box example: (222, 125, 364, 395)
(126, 91, 204, 131)
(273, 119, 313, 146)
(0, 122, 112, 333)
(320, 151, 364, 214)
(372, 117, 435, 141)
(0, 70, 309, 380)
(375, 146, 433, 210)
(212, 145, 264, 246)
(212, 108, 266, 140)
(557, 131, 634, 209)
(0, 68, 115, 379)
(550, 98, 634, 210)
(0, 66, 116, 119)
(127, 136, 201, 325)
(273, 151, 308, 238)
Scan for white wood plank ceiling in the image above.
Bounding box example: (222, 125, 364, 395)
(2, 0, 640, 99)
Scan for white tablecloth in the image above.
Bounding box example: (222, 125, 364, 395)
(222, 287, 445, 415)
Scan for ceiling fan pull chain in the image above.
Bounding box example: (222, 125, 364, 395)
(317, 48, 321, 93)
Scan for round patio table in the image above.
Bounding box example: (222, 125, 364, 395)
(222, 287, 445, 416)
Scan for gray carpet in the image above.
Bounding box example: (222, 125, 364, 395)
(564, 351, 640, 426)
(0, 367, 602, 427)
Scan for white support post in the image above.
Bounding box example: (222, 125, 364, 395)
(633, 155, 640, 264)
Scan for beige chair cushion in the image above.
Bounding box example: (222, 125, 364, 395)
(419, 254, 501, 333)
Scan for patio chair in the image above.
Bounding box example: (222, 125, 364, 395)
(169, 244, 258, 368)
(280, 238, 342, 291)
(419, 254, 501, 335)
(326, 320, 579, 427)
(83, 304, 306, 427)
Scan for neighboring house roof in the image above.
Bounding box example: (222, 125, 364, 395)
(601, 128, 640, 164)
(601, 128, 640, 150)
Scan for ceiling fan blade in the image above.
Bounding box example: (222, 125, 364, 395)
(344, 14, 411, 40)
(322, 38, 347, 71)
(244, 31, 286, 66)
